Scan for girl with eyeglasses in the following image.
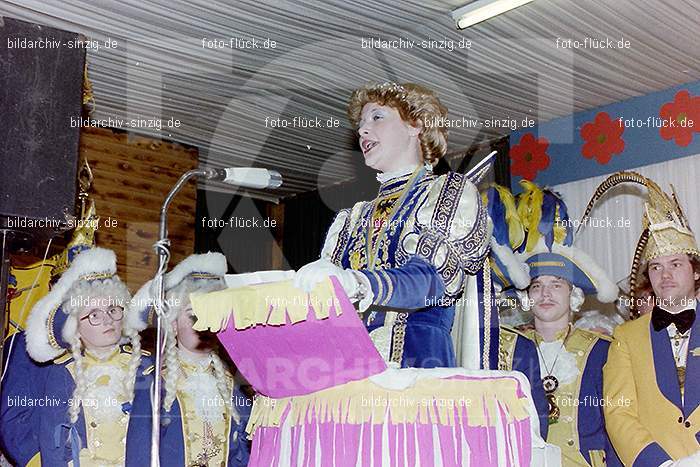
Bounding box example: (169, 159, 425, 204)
(19, 247, 152, 466)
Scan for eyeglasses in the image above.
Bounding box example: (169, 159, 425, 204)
(80, 307, 124, 326)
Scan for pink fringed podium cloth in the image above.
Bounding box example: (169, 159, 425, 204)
(191, 276, 541, 466)
(246, 369, 534, 466)
(191, 276, 387, 397)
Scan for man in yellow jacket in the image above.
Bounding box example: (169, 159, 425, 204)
(603, 176, 700, 466)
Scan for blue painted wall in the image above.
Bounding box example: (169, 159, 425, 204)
(509, 80, 700, 189)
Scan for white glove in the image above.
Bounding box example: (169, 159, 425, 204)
(293, 258, 360, 297)
(662, 451, 700, 467)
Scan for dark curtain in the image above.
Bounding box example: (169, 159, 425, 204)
(281, 167, 377, 270)
(195, 190, 275, 273)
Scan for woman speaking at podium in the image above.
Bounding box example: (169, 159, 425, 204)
(294, 82, 491, 369)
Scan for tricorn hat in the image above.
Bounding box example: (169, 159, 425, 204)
(515, 181, 618, 303)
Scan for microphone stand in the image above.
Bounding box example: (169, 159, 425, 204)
(150, 168, 209, 467)
(149, 167, 281, 466)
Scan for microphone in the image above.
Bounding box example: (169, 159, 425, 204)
(202, 167, 283, 189)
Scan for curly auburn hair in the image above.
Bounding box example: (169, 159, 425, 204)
(347, 82, 449, 165)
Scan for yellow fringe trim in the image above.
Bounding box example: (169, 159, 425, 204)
(246, 375, 530, 435)
(190, 278, 341, 332)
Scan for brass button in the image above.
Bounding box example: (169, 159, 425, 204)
(567, 439, 574, 446)
(90, 421, 97, 428)
(679, 417, 684, 423)
(686, 421, 692, 428)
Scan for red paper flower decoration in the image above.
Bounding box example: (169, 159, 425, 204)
(510, 133, 550, 181)
(580, 112, 625, 165)
(659, 90, 700, 147)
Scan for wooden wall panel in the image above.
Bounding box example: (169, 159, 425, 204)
(80, 127, 198, 290)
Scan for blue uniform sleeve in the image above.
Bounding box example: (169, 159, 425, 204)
(0, 332, 47, 466)
(594, 341, 624, 467)
(34, 361, 84, 466)
(512, 335, 549, 440)
(402, 173, 490, 299)
(229, 384, 252, 467)
(632, 443, 672, 467)
(584, 338, 624, 467)
(360, 256, 446, 310)
(125, 356, 154, 467)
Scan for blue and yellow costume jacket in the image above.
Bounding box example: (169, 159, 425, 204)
(8, 345, 154, 466)
(499, 325, 549, 440)
(321, 167, 490, 368)
(604, 308, 700, 465)
(525, 327, 621, 467)
(158, 365, 251, 467)
(0, 332, 48, 466)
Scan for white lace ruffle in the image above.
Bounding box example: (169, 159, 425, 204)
(178, 351, 227, 423)
(375, 165, 419, 183)
(81, 363, 129, 423)
(180, 369, 226, 423)
(537, 340, 579, 386)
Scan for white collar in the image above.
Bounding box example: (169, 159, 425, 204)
(375, 164, 419, 183)
(177, 347, 213, 369)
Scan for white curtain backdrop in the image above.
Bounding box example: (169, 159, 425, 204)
(450, 154, 700, 367)
(551, 153, 700, 292)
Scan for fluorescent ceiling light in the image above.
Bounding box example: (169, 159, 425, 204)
(451, 0, 535, 29)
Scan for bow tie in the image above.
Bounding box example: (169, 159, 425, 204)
(652, 306, 696, 334)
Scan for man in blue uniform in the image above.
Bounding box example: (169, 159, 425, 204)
(515, 181, 621, 467)
(484, 183, 550, 439)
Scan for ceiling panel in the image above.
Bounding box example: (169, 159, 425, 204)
(2, 0, 698, 201)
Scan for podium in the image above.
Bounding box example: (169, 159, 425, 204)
(191, 275, 558, 466)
